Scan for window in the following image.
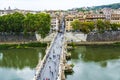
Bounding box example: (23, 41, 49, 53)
(70, 19, 73, 21)
(66, 19, 69, 21)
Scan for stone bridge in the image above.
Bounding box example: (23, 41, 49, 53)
(33, 19, 67, 80)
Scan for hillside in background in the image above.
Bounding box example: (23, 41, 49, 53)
(92, 3, 120, 10)
(70, 3, 120, 11)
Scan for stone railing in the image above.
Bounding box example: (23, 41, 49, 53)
(57, 33, 65, 80)
(33, 32, 58, 80)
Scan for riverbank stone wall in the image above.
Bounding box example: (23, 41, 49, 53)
(87, 31, 120, 41)
(1, 31, 120, 42)
(0, 32, 37, 42)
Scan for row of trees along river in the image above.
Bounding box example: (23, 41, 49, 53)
(0, 12, 51, 38)
(71, 20, 120, 33)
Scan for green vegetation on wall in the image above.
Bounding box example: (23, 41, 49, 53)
(0, 42, 47, 49)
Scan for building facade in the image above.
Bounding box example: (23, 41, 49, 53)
(50, 14, 59, 31)
(86, 14, 106, 22)
(111, 14, 120, 24)
(65, 15, 76, 31)
(102, 8, 112, 20)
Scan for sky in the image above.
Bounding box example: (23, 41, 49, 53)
(0, 0, 120, 10)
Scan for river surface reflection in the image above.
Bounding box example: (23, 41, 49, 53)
(66, 46, 120, 80)
(0, 48, 45, 80)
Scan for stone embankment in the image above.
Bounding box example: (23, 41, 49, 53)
(87, 31, 120, 41)
(65, 31, 120, 42)
(0, 32, 56, 43)
(65, 32, 87, 42)
(0, 32, 36, 42)
(0, 31, 120, 44)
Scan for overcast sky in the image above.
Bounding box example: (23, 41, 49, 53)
(0, 0, 120, 10)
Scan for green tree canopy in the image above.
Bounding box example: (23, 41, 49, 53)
(71, 20, 94, 33)
(70, 19, 120, 34)
(96, 20, 105, 33)
(104, 20, 111, 30)
(35, 13, 51, 38)
(0, 12, 51, 38)
(71, 19, 82, 31)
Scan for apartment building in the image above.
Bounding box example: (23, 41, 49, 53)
(50, 14, 59, 31)
(110, 9, 120, 24)
(112, 9, 120, 14)
(102, 8, 112, 20)
(65, 13, 106, 31)
(86, 14, 106, 22)
(77, 12, 86, 22)
(101, 8, 120, 24)
(65, 13, 85, 31)
(111, 14, 120, 24)
(65, 15, 76, 31)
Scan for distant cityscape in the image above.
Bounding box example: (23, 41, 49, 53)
(0, 5, 120, 31)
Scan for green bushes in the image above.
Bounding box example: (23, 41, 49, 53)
(21, 42, 47, 47)
(0, 42, 47, 49)
(0, 44, 10, 49)
(113, 42, 120, 46)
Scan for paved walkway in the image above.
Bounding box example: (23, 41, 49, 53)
(38, 33, 64, 80)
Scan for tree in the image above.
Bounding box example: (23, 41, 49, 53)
(85, 22, 94, 32)
(81, 24, 89, 33)
(0, 12, 51, 38)
(36, 13, 51, 38)
(96, 20, 105, 33)
(0, 16, 4, 32)
(104, 20, 111, 30)
(23, 13, 51, 38)
(11, 12, 25, 32)
(71, 20, 95, 33)
(71, 19, 82, 31)
(0, 15, 9, 32)
(23, 13, 36, 32)
(79, 22, 94, 34)
(111, 23, 118, 31)
(0, 12, 25, 33)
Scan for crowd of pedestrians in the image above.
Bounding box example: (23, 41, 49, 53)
(36, 32, 64, 80)
(35, 19, 65, 80)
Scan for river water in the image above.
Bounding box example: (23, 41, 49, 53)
(0, 46, 120, 80)
(66, 46, 120, 80)
(0, 48, 45, 80)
